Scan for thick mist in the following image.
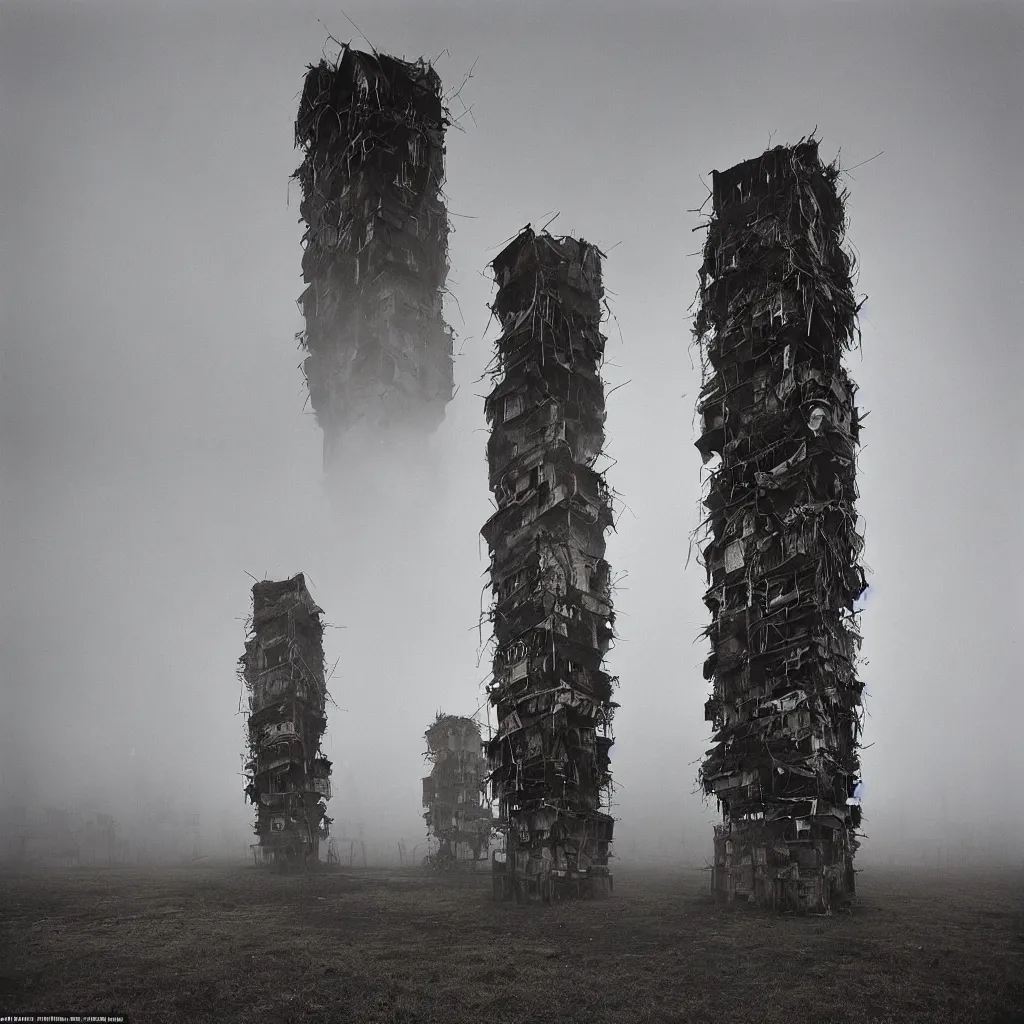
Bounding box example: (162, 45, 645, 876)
(1, 1, 1021, 869)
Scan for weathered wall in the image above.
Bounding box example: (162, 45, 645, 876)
(694, 140, 866, 912)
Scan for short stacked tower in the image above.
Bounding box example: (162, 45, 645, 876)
(241, 574, 333, 868)
(421, 714, 492, 869)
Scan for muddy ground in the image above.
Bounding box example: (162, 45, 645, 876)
(1, 863, 1021, 1023)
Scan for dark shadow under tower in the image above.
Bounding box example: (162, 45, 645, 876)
(482, 227, 618, 902)
(694, 140, 867, 912)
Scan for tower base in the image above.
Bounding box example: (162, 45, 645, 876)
(251, 836, 321, 872)
(711, 824, 855, 913)
(492, 859, 612, 903)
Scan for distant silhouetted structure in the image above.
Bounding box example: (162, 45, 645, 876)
(694, 139, 867, 912)
(483, 227, 618, 902)
(292, 46, 454, 469)
(421, 713, 492, 869)
(240, 574, 333, 869)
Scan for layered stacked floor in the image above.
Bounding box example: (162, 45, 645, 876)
(482, 227, 618, 901)
(293, 46, 454, 466)
(694, 141, 867, 912)
(241, 574, 333, 867)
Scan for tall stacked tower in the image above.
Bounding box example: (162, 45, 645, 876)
(694, 140, 867, 912)
(240, 574, 333, 868)
(421, 714, 492, 868)
(482, 227, 618, 902)
(293, 45, 454, 467)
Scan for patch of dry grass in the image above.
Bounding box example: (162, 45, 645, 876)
(0, 863, 1021, 1023)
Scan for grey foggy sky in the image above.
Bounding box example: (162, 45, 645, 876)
(1, 0, 1021, 858)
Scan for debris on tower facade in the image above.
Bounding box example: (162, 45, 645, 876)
(421, 713, 492, 869)
(482, 227, 618, 902)
(694, 139, 867, 912)
(240, 574, 333, 869)
(293, 45, 454, 468)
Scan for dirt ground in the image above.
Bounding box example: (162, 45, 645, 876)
(0, 862, 1021, 1024)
